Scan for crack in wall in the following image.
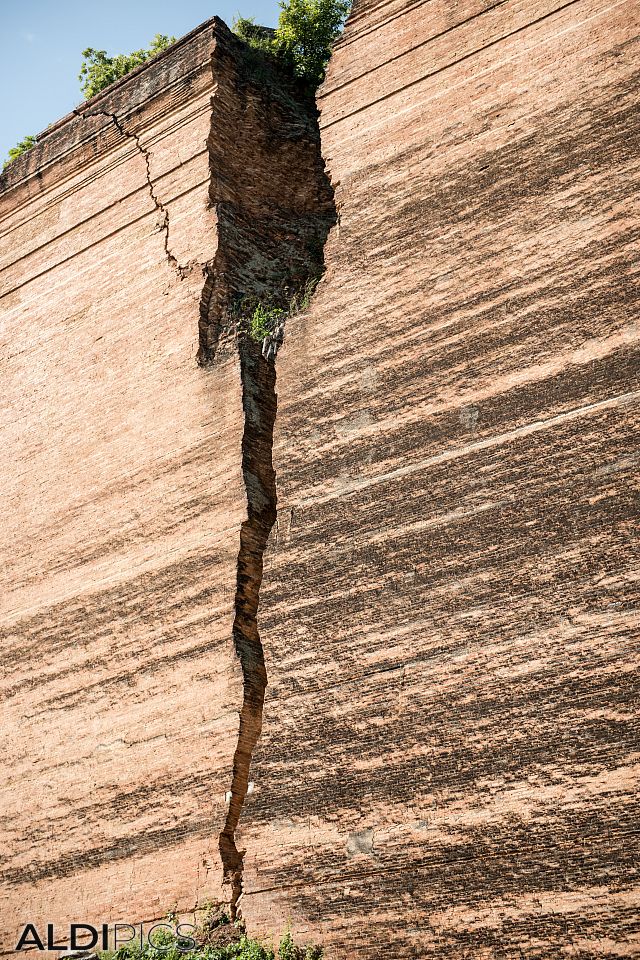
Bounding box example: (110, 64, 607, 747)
(218, 337, 278, 918)
(193, 21, 337, 921)
(73, 107, 189, 277)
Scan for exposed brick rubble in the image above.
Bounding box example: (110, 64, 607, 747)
(197, 33, 335, 366)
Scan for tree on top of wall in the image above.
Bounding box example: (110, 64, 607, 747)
(3, 35, 176, 169)
(3, 0, 350, 169)
(78, 34, 176, 100)
(235, 0, 351, 92)
(3, 135, 37, 170)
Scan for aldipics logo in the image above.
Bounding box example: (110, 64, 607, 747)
(15, 923, 199, 952)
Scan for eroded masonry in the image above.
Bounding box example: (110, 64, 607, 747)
(1, 1, 639, 958)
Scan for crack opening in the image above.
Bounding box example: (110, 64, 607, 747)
(219, 336, 278, 918)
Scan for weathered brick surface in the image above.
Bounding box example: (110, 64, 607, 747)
(0, 20, 331, 953)
(239, 0, 640, 956)
(1, 2, 638, 957)
(0, 22, 239, 950)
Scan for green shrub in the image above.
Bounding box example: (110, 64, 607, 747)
(108, 932, 275, 960)
(98, 921, 320, 960)
(274, 0, 351, 88)
(248, 303, 287, 342)
(78, 34, 176, 99)
(3, 135, 36, 170)
(234, 0, 351, 91)
(278, 931, 322, 960)
(289, 277, 319, 314)
(278, 932, 297, 960)
(238, 277, 320, 345)
(232, 18, 275, 55)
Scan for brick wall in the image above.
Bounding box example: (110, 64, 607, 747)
(1, 2, 638, 957)
(240, 1, 640, 956)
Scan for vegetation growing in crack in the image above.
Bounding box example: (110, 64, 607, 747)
(78, 34, 176, 99)
(234, 0, 351, 92)
(234, 277, 320, 353)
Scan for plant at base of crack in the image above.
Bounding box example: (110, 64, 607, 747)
(279, 931, 323, 960)
(201, 899, 231, 930)
(3, 135, 36, 170)
(99, 922, 321, 960)
(233, 0, 351, 91)
(79, 34, 176, 99)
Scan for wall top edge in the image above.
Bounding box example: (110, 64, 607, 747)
(0, 16, 233, 199)
(50, 16, 226, 137)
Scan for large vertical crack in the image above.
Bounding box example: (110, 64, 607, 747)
(194, 19, 337, 921)
(218, 337, 278, 917)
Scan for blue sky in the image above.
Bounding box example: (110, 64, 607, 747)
(0, 0, 280, 163)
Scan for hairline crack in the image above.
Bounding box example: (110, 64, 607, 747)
(73, 106, 190, 278)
